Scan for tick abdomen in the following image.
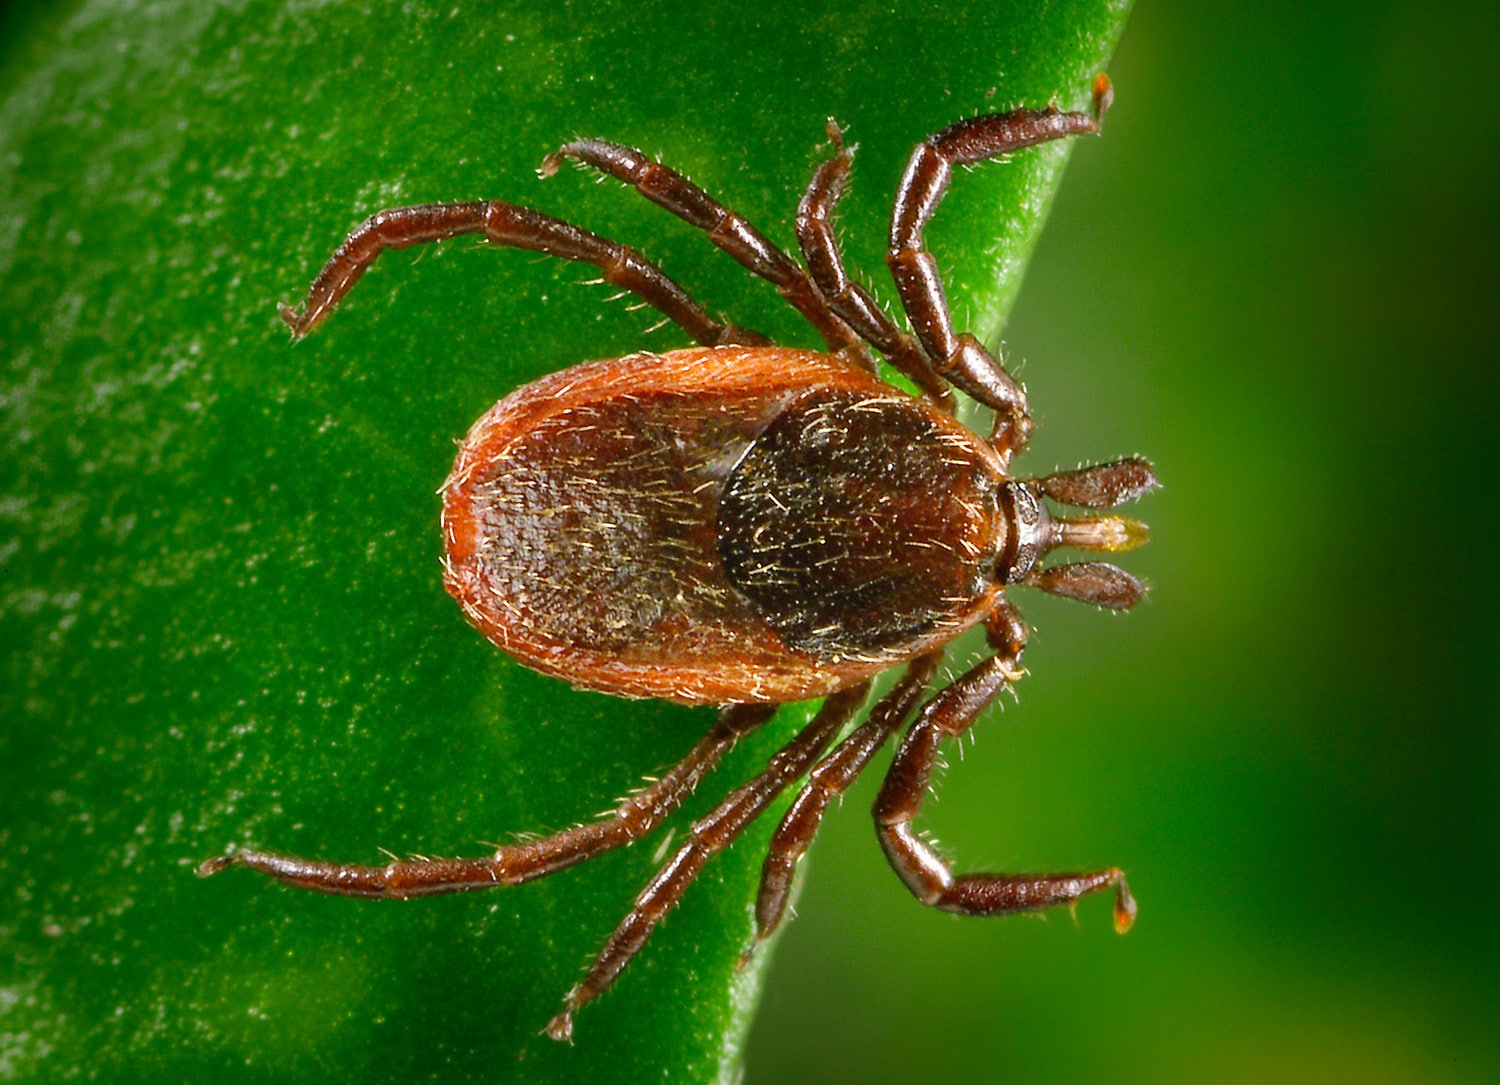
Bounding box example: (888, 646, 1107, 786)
(442, 346, 1006, 704)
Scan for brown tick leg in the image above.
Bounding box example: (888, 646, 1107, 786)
(739, 653, 942, 966)
(540, 140, 868, 361)
(545, 684, 868, 1043)
(887, 74, 1114, 462)
(197, 704, 774, 897)
(795, 122, 954, 407)
(873, 596, 1137, 933)
(278, 200, 767, 347)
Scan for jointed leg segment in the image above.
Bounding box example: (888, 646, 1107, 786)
(794, 125, 955, 408)
(541, 139, 873, 367)
(887, 74, 1114, 460)
(742, 651, 944, 961)
(873, 601, 1136, 932)
(197, 703, 774, 896)
(278, 200, 767, 348)
(545, 683, 872, 1043)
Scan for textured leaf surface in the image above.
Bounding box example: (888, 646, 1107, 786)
(0, 1, 1129, 1080)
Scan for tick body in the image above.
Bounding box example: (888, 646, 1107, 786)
(203, 74, 1157, 1042)
(444, 344, 1007, 704)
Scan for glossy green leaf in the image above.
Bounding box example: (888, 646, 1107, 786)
(0, 1, 1129, 1080)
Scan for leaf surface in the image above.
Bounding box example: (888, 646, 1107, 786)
(0, 1, 1130, 1079)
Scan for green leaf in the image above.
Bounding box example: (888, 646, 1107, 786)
(0, 0, 1129, 1080)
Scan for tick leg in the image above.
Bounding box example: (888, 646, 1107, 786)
(887, 74, 1114, 462)
(873, 598, 1137, 932)
(197, 703, 774, 897)
(796, 123, 954, 409)
(279, 200, 766, 347)
(545, 684, 868, 1043)
(540, 140, 871, 365)
(739, 653, 942, 966)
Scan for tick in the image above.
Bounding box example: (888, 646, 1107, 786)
(201, 74, 1156, 1042)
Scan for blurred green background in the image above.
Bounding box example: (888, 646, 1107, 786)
(753, 4, 1500, 1081)
(2, 1, 1496, 1082)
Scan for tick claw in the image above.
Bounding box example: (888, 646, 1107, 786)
(544, 1010, 575, 1044)
(195, 854, 237, 878)
(1093, 73, 1115, 122)
(1113, 877, 1137, 934)
(278, 302, 308, 337)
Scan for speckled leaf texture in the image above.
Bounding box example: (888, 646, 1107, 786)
(0, 1, 1129, 1080)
